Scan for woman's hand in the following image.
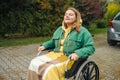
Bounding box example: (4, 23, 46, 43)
(38, 46, 45, 51)
(68, 53, 79, 61)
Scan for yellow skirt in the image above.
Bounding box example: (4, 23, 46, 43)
(26, 51, 74, 80)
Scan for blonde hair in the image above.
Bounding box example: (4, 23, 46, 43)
(64, 7, 82, 32)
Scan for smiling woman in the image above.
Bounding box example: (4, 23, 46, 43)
(64, 10, 76, 25)
(26, 7, 95, 80)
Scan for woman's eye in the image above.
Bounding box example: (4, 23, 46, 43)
(69, 14, 73, 16)
(65, 13, 74, 17)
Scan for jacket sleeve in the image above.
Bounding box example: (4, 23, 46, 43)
(42, 27, 61, 49)
(42, 38, 55, 49)
(74, 30, 95, 58)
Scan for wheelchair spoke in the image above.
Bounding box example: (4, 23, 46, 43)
(90, 74, 96, 79)
(84, 66, 90, 79)
(81, 66, 89, 80)
(89, 62, 99, 80)
(80, 75, 86, 80)
(83, 71, 87, 80)
(89, 64, 95, 75)
(82, 63, 92, 79)
(78, 71, 86, 80)
(75, 61, 99, 80)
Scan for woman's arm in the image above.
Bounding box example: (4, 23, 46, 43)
(42, 38, 55, 49)
(74, 32, 95, 58)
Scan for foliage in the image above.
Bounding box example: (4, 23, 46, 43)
(96, 19, 107, 28)
(0, 0, 72, 38)
(0, 0, 31, 37)
(74, 0, 103, 27)
(104, 3, 120, 21)
(28, 0, 73, 37)
(98, 0, 120, 13)
(89, 23, 107, 34)
(0, 0, 105, 38)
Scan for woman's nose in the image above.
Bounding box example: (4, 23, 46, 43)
(65, 15, 69, 18)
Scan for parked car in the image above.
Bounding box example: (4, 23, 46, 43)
(107, 12, 120, 46)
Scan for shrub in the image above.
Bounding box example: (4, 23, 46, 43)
(104, 3, 120, 21)
(74, 0, 103, 27)
(96, 19, 107, 28)
(0, 0, 73, 38)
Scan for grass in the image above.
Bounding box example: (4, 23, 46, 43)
(0, 23, 107, 47)
(90, 27, 107, 34)
(0, 37, 51, 47)
(89, 23, 107, 35)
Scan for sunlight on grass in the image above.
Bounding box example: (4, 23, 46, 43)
(90, 27, 107, 34)
(89, 23, 107, 34)
(0, 37, 51, 47)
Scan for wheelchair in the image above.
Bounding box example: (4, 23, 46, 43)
(37, 51, 99, 80)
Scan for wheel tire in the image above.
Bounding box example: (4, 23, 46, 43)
(107, 40, 117, 46)
(75, 60, 99, 80)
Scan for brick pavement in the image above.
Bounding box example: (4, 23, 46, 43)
(0, 44, 42, 80)
(0, 34, 120, 80)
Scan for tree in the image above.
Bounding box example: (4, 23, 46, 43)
(99, 0, 120, 13)
(26, 0, 73, 37)
(0, 0, 30, 37)
(104, 3, 120, 20)
(0, 0, 73, 38)
(74, 0, 103, 27)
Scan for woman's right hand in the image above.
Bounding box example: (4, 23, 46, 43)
(38, 46, 45, 51)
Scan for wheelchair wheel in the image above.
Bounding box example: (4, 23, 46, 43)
(75, 60, 99, 80)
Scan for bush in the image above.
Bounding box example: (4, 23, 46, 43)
(96, 19, 107, 28)
(104, 3, 120, 21)
(0, 0, 73, 38)
(74, 0, 103, 27)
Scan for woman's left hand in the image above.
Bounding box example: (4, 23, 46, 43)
(68, 53, 79, 61)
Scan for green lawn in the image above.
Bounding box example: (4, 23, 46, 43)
(0, 37, 51, 47)
(0, 24, 107, 47)
(90, 27, 107, 35)
(89, 23, 107, 34)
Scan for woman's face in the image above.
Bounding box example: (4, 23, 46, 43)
(64, 9, 76, 25)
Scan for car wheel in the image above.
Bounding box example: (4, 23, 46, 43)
(107, 40, 117, 46)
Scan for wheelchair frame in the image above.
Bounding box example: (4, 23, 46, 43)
(65, 59, 99, 80)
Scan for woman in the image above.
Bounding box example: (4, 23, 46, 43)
(26, 7, 95, 80)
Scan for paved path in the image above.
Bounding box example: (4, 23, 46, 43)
(0, 34, 120, 80)
(0, 44, 41, 80)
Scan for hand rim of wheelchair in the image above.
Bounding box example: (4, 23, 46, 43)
(75, 60, 99, 80)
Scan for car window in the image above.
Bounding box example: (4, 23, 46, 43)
(114, 14, 120, 21)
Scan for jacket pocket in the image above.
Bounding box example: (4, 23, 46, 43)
(68, 38, 82, 47)
(64, 38, 82, 54)
(53, 36, 60, 47)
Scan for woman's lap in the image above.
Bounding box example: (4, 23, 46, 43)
(27, 52, 73, 80)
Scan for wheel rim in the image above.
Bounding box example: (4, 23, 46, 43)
(77, 61, 99, 80)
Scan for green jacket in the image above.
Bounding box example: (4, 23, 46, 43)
(43, 26, 95, 58)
